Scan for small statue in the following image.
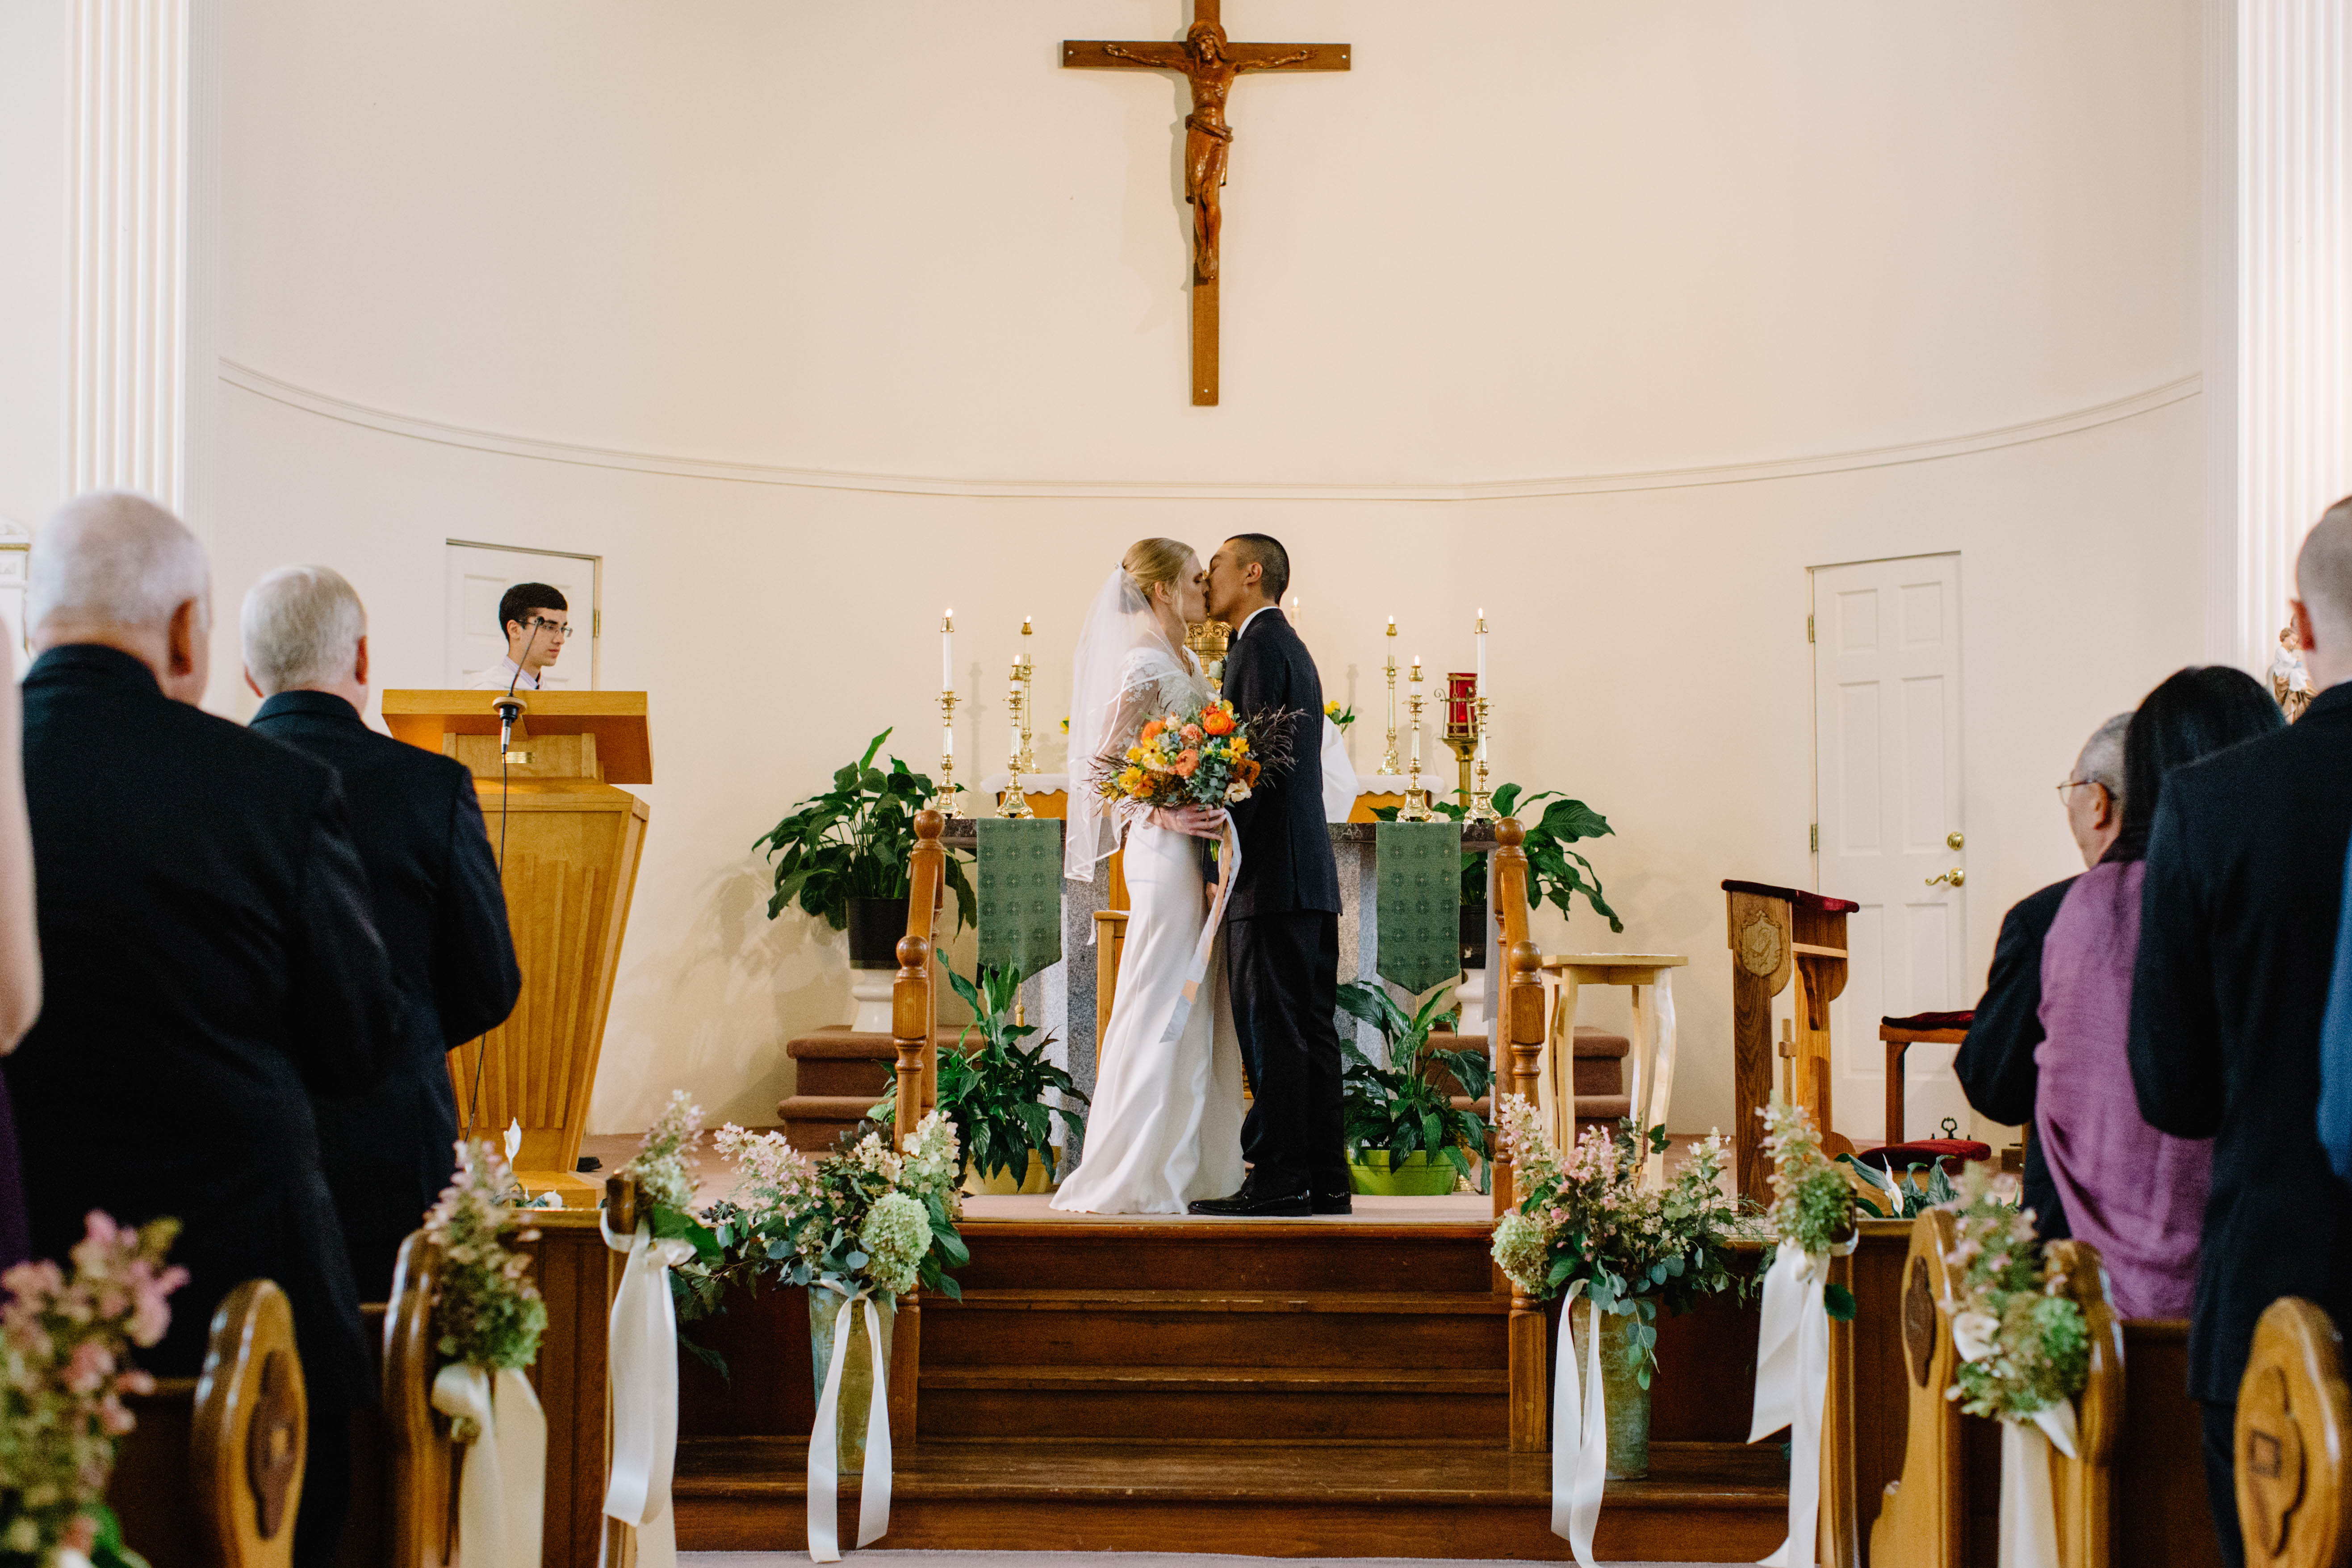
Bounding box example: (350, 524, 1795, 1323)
(2271, 622, 2314, 722)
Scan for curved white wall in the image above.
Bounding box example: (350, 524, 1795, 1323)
(195, 0, 2207, 1134)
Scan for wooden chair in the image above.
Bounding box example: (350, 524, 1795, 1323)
(2237, 1297, 2352, 1568)
(1868, 1213, 2123, 1568)
(382, 1233, 457, 1568)
(109, 1279, 309, 1568)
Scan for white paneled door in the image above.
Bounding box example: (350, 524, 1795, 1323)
(444, 542, 600, 689)
(1812, 553, 1967, 1146)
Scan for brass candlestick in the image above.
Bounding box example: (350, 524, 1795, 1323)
(999, 668, 1034, 819)
(1468, 696, 1498, 823)
(1016, 617, 1038, 773)
(1399, 679, 1434, 822)
(1380, 618, 1401, 775)
(1442, 673, 1478, 812)
(937, 689, 963, 814)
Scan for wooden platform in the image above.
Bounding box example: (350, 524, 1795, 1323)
(672, 1199, 1784, 1561)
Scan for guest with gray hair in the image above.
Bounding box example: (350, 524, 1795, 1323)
(243, 564, 520, 1303)
(5, 492, 398, 1568)
(1952, 710, 2134, 1243)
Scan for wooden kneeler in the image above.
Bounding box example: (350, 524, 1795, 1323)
(110, 1279, 309, 1568)
(1869, 1212, 2123, 1568)
(2238, 1297, 2352, 1568)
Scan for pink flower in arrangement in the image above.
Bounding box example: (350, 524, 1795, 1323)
(64, 1338, 114, 1395)
(1172, 750, 1200, 778)
(1181, 723, 1203, 743)
(59, 1514, 97, 1556)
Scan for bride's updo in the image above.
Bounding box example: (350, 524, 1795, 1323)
(1122, 537, 1193, 606)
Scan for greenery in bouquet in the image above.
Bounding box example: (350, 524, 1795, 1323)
(1335, 979, 1491, 1190)
(424, 1141, 548, 1380)
(1760, 1100, 1860, 1321)
(1373, 782, 1621, 932)
(756, 727, 976, 933)
(1490, 1096, 1744, 1386)
(1098, 696, 1271, 810)
(0, 1211, 185, 1568)
(1323, 699, 1356, 731)
(871, 962, 1088, 1187)
(1942, 1164, 2089, 1423)
(709, 1112, 970, 1304)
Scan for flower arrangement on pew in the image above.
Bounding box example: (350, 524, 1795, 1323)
(0, 1212, 184, 1568)
(1490, 1095, 1743, 1387)
(427, 1140, 548, 1385)
(620, 1092, 725, 1321)
(1761, 1100, 1861, 1321)
(1942, 1164, 2088, 1426)
(709, 1112, 969, 1304)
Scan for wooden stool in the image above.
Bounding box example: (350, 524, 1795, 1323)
(2238, 1297, 2352, 1568)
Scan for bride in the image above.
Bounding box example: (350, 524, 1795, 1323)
(1050, 539, 1247, 1214)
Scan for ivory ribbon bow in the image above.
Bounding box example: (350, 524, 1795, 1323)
(430, 1363, 546, 1568)
(1749, 1244, 1833, 1567)
(1550, 1283, 1609, 1568)
(600, 1217, 696, 1568)
(807, 1284, 894, 1564)
(1950, 1300, 2080, 1568)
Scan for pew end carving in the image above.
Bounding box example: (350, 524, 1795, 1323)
(2238, 1297, 2352, 1568)
(383, 1234, 456, 1568)
(1870, 1209, 1967, 1568)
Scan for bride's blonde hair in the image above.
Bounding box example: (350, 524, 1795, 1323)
(1122, 538, 1194, 606)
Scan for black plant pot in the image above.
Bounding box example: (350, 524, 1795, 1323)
(1461, 902, 1489, 971)
(847, 896, 910, 970)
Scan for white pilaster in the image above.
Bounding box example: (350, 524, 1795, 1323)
(2231, 0, 2352, 668)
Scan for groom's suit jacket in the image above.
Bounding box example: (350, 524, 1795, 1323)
(1222, 609, 1341, 919)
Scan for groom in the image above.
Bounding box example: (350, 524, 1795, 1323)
(1191, 535, 1349, 1217)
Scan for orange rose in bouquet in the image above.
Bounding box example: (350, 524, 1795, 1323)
(1093, 696, 1282, 812)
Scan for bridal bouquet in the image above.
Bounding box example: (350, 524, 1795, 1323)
(0, 1211, 186, 1568)
(1100, 696, 1264, 810)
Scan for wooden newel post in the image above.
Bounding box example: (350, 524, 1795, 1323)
(1491, 818, 1552, 1452)
(893, 809, 946, 1153)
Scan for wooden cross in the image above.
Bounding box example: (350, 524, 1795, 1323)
(1064, 0, 1351, 406)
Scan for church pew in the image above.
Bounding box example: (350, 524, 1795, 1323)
(2236, 1297, 2352, 1568)
(382, 1235, 455, 1568)
(109, 1279, 308, 1568)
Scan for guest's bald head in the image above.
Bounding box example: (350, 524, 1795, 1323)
(29, 491, 212, 704)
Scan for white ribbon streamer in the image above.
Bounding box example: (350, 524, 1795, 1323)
(600, 1216, 695, 1568)
(1996, 1404, 2078, 1568)
(430, 1363, 547, 1568)
(807, 1285, 894, 1564)
(1750, 1245, 1831, 1567)
(1551, 1284, 1609, 1568)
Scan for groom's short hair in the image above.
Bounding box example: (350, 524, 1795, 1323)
(1229, 534, 1290, 603)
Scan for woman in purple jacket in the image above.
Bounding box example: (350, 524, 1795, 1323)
(2037, 666, 2281, 1320)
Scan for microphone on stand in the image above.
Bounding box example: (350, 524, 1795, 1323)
(467, 620, 541, 1142)
(491, 623, 541, 755)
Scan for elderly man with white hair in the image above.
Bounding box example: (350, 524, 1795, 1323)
(2130, 493, 2352, 1568)
(3, 491, 398, 1568)
(243, 564, 520, 1302)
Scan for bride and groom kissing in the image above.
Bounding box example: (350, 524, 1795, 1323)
(1052, 534, 1350, 1218)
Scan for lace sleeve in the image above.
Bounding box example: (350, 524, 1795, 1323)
(1089, 648, 1194, 840)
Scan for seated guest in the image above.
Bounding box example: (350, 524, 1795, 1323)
(2132, 494, 2352, 1568)
(6, 492, 398, 1568)
(0, 633, 42, 1273)
(1953, 711, 2130, 1240)
(243, 565, 523, 1300)
(469, 581, 571, 690)
(2038, 669, 2277, 1319)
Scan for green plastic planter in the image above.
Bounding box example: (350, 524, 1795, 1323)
(1347, 1149, 1462, 1196)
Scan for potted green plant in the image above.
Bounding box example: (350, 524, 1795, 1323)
(1335, 979, 1494, 1196)
(755, 728, 976, 1032)
(1375, 781, 1622, 960)
(872, 962, 1089, 1195)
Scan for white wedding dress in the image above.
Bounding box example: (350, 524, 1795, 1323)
(1051, 641, 1248, 1215)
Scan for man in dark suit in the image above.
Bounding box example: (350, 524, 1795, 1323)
(1954, 710, 2129, 1242)
(8, 493, 399, 1568)
(1191, 534, 1347, 1217)
(2131, 495, 2352, 1568)
(242, 564, 522, 1302)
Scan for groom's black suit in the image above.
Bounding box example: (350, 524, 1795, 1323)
(1220, 607, 1346, 1194)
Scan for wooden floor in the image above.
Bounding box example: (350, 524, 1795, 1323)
(675, 1437, 1788, 1562)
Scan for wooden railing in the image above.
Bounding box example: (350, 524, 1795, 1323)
(888, 807, 948, 1443)
(1491, 817, 1552, 1453)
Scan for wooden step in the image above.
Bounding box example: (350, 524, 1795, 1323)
(953, 1218, 1496, 1295)
(673, 1436, 1788, 1562)
(921, 1362, 1508, 1440)
(925, 1288, 1507, 1369)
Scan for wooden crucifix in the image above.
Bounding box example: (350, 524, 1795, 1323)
(1064, 0, 1350, 406)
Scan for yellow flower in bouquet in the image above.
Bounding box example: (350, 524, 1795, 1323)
(1097, 696, 1266, 810)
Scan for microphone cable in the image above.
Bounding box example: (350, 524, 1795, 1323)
(465, 621, 541, 1143)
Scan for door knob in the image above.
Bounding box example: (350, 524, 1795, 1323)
(1925, 868, 1965, 888)
(1946, 830, 1965, 850)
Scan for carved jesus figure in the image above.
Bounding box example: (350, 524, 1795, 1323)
(1106, 23, 1310, 282)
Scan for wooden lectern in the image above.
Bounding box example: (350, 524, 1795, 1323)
(383, 691, 651, 1203)
(1722, 878, 1855, 1198)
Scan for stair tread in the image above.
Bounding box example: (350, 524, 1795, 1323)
(922, 1363, 1507, 1392)
(785, 1027, 962, 1060)
(937, 1288, 1509, 1315)
(775, 1093, 883, 1113)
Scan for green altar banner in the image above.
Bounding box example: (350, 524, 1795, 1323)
(975, 818, 1063, 983)
(1376, 821, 1463, 997)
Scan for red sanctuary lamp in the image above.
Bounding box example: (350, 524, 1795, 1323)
(1442, 672, 1479, 809)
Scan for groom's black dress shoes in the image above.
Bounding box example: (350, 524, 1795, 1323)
(1311, 1189, 1352, 1216)
(1188, 1176, 1312, 1217)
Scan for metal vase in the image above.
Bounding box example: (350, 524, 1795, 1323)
(808, 1291, 897, 1473)
(1566, 1294, 1655, 1480)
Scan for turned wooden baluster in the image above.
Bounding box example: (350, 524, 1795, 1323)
(887, 807, 945, 1445)
(1492, 818, 1552, 1451)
